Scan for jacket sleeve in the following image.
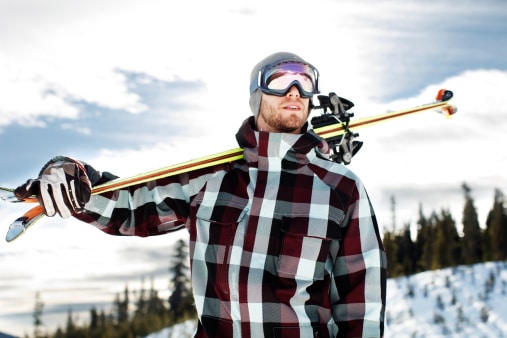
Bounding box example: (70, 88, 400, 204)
(74, 164, 227, 237)
(332, 180, 387, 338)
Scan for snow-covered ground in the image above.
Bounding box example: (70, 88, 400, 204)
(145, 319, 196, 338)
(386, 261, 507, 337)
(146, 261, 507, 338)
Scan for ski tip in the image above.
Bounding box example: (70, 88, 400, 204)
(436, 105, 458, 118)
(436, 89, 453, 102)
(441, 105, 458, 118)
(5, 208, 45, 242)
(5, 223, 25, 242)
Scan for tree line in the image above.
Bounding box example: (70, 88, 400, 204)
(30, 239, 196, 338)
(383, 184, 507, 277)
(28, 183, 507, 337)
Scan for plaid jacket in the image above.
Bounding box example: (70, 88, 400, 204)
(76, 117, 386, 338)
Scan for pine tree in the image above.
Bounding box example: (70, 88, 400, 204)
(65, 309, 77, 338)
(390, 196, 397, 232)
(461, 183, 483, 264)
(147, 277, 166, 315)
(33, 291, 44, 338)
(382, 229, 402, 277)
(398, 224, 416, 275)
(431, 212, 444, 270)
(88, 306, 103, 338)
(113, 285, 130, 324)
(89, 307, 98, 330)
(417, 208, 435, 271)
(446, 209, 462, 266)
(122, 285, 129, 322)
(382, 195, 404, 277)
(168, 239, 195, 321)
(135, 277, 147, 316)
(485, 189, 507, 260)
(432, 209, 461, 269)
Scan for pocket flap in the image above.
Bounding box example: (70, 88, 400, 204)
(280, 216, 342, 241)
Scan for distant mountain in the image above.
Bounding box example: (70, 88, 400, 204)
(146, 262, 507, 338)
(0, 331, 19, 338)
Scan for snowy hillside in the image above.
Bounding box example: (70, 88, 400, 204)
(386, 261, 507, 337)
(145, 319, 196, 338)
(146, 262, 507, 338)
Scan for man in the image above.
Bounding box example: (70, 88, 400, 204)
(15, 52, 386, 337)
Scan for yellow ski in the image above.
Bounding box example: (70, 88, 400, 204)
(2, 89, 456, 242)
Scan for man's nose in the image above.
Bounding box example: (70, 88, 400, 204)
(286, 85, 301, 97)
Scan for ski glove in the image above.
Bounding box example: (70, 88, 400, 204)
(14, 156, 92, 219)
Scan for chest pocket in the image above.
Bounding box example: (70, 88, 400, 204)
(192, 199, 248, 294)
(193, 198, 248, 244)
(277, 216, 342, 281)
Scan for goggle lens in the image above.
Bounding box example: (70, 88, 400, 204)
(267, 73, 315, 93)
(259, 62, 319, 98)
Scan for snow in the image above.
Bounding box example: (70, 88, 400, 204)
(145, 319, 196, 338)
(385, 261, 507, 337)
(145, 262, 507, 338)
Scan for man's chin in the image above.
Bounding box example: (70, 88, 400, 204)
(278, 117, 305, 133)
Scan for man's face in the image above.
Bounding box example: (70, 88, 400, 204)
(256, 85, 310, 134)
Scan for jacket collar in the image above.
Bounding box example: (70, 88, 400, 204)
(235, 116, 328, 165)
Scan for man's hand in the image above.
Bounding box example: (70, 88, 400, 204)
(14, 157, 92, 218)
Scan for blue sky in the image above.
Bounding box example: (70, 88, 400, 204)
(1, 0, 507, 335)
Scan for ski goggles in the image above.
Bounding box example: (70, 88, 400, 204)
(250, 61, 320, 98)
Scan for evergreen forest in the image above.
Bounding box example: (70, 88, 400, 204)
(30, 239, 196, 338)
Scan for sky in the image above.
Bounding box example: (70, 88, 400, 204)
(0, 0, 506, 335)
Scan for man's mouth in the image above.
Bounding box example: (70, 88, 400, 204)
(283, 104, 301, 111)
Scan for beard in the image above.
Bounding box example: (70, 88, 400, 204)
(258, 100, 309, 133)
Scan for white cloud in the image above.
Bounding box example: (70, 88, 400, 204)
(350, 69, 507, 229)
(0, 1, 506, 335)
(0, 60, 80, 127)
(1, 0, 504, 130)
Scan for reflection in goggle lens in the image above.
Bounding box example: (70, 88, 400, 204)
(260, 62, 319, 97)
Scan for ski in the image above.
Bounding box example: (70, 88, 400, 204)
(3, 89, 456, 242)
